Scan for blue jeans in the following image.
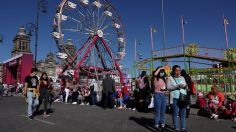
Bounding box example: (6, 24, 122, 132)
(0, 88, 3, 98)
(90, 92, 97, 105)
(172, 98, 186, 130)
(27, 92, 39, 117)
(154, 93, 166, 126)
(118, 97, 125, 107)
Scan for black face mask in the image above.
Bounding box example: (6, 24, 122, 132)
(43, 78, 47, 81)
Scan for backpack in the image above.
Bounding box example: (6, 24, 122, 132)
(137, 77, 146, 89)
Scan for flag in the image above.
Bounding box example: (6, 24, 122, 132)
(0, 34, 3, 43)
(182, 16, 187, 25)
(224, 18, 229, 25)
(138, 40, 143, 45)
(151, 26, 157, 33)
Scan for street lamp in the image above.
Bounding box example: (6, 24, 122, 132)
(33, 0, 48, 67)
(134, 39, 143, 77)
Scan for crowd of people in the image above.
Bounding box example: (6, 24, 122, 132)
(0, 80, 24, 97)
(1, 66, 235, 132)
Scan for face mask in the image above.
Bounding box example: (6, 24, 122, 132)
(160, 72, 165, 77)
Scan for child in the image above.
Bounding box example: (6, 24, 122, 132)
(196, 92, 206, 109)
(221, 95, 236, 121)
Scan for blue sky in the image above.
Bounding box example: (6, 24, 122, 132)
(0, 0, 236, 73)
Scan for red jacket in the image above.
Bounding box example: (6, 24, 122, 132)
(225, 101, 236, 116)
(206, 92, 225, 107)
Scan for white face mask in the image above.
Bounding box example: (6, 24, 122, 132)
(160, 72, 165, 77)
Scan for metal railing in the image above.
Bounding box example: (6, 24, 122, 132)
(153, 44, 233, 62)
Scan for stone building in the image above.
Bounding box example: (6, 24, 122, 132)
(37, 52, 58, 77)
(11, 26, 31, 57)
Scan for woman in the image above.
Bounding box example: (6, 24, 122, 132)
(152, 66, 167, 130)
(136, 71, 150, 112)
(206, 86, 225, 119)
(36, 72, 50, 117)
(65, 78, 72, 104)
(167, 65, 187, 132)
(181, 69, 192, 118)
(222, 95, 236, 121)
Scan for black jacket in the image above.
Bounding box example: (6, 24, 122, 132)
(102, 75, 115, 95)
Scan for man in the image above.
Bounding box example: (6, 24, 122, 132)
(23, 68, 39, 120)
(102, 74, 115, 109)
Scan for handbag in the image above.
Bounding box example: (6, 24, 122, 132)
(179, 92, 188, 103)
(148, 95, 154, 108)
(173, 77, 188, 105)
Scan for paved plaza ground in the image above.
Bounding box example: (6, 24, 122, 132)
(0, 96, 235, 132)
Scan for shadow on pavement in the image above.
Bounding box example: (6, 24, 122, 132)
(232, 126, 236, 129)
(34, 108, 54, 116)
(129, 116, 174, 132)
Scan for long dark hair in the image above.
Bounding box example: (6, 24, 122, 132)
(181, 69, 191, 85)
(40, 72, 49, 81)
(171, 65, 181, 77)
(140, 71, 146, 78)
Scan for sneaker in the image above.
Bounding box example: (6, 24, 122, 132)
(43, 114, 49, 117)
(160, 124, 165, 128)
(213, 114, 219, 120)
(28, 116, 34, 120)
(154, 125, 159, 129)
(118, 106, 123, 109)
(80, 103, 84, 105)
(72, 102, 77, 105)
(210, 113, 216, 119)
(155, 125, 161, 132)
(132, 108, 136, 111)
(233, 117, 236, 122)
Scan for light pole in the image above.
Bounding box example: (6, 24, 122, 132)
(181, 16, 188, 71)
(134, 39, 144, 78)
(150, 26, 157, 71)
(134, 39, 137, 78)
(223, 16, 229, 50)
(161, 0, 167, 62)
(34, 0, 48, 67)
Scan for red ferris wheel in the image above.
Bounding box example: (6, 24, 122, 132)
(52, 0, 126, 86)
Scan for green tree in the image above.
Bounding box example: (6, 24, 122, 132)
(224, 48, 236, 61)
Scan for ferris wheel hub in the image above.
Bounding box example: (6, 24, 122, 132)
(97, 30, 104, 38)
